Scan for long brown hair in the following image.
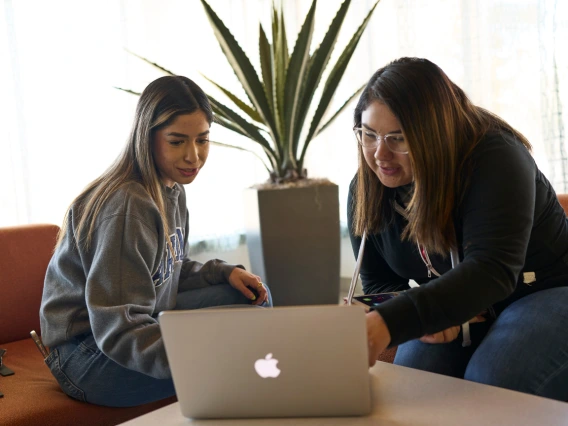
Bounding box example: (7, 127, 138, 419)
(352, 57, 531, 254)
(57, 75, 213, 251)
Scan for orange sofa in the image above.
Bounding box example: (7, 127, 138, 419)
(0, 224, 175, 426)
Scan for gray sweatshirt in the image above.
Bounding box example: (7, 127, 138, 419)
(40, 181, 237, 379)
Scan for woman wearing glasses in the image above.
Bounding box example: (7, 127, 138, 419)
(349, 57, 568, 401)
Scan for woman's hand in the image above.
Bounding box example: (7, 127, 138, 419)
(366, 310, 391, 367)
(228, 268, 268, 306)
(419, 314, 486, 344)
(419, 325, 461, 344)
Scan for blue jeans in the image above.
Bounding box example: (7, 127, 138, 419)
(393, 287, 568, 401)
(46, 283, 272, 407)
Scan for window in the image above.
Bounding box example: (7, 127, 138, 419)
(2, 0, 567, 252)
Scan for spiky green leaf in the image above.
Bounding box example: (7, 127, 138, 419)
(300, 0, 380, 163)
(315, 83, 365, 136)
(212, 114, 249, 138)
(283, 0, 316, 169)
(280, 6, 289, 66)
(200, 0, 278, 142)
(209, 96, 270, 145)
(259, 24, 274, 115)
(125, 49, 176, 75)
(208, 95, 279, 169)
(273, 5, 287, 143)
(202, 75, 264, 124)
(292, 0, 352, 156)
(114, 87, 141, 96)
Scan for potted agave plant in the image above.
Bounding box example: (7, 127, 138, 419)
(120, 0, 379, 305)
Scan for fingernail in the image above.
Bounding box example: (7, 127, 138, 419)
(251, 295, 256, 301)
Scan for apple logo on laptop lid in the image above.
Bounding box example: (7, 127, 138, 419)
(254, 353, 281, 378)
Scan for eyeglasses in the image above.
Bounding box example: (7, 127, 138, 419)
(353, 127, 409, 154)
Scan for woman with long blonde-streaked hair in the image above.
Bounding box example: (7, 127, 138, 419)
(350, 57, 568, 401)
(40, 75, 271, 407)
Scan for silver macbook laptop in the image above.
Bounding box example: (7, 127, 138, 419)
(158, 305, 372, 419)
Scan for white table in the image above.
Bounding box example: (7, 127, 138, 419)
(120, 362, 568, 426)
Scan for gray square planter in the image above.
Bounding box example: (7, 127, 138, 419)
(244, 183, 340, 306)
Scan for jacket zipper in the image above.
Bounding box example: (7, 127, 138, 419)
(417, 243, 441, 278)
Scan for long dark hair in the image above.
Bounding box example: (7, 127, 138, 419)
(352, 57, 531, 254)
(57, 76, 213, 251)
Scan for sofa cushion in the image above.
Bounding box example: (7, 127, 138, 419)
(0, 224, 60, 344)
(0, 338, 176, 426)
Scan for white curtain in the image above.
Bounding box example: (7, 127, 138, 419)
(538, 0, 568, 191)
(1, 0, 567, 250)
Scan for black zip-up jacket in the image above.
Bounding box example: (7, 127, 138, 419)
(348, 132, 568, 347)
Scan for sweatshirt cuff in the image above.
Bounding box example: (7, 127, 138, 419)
(218, 263, 245, 283)
(372, 292, 423, 347)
